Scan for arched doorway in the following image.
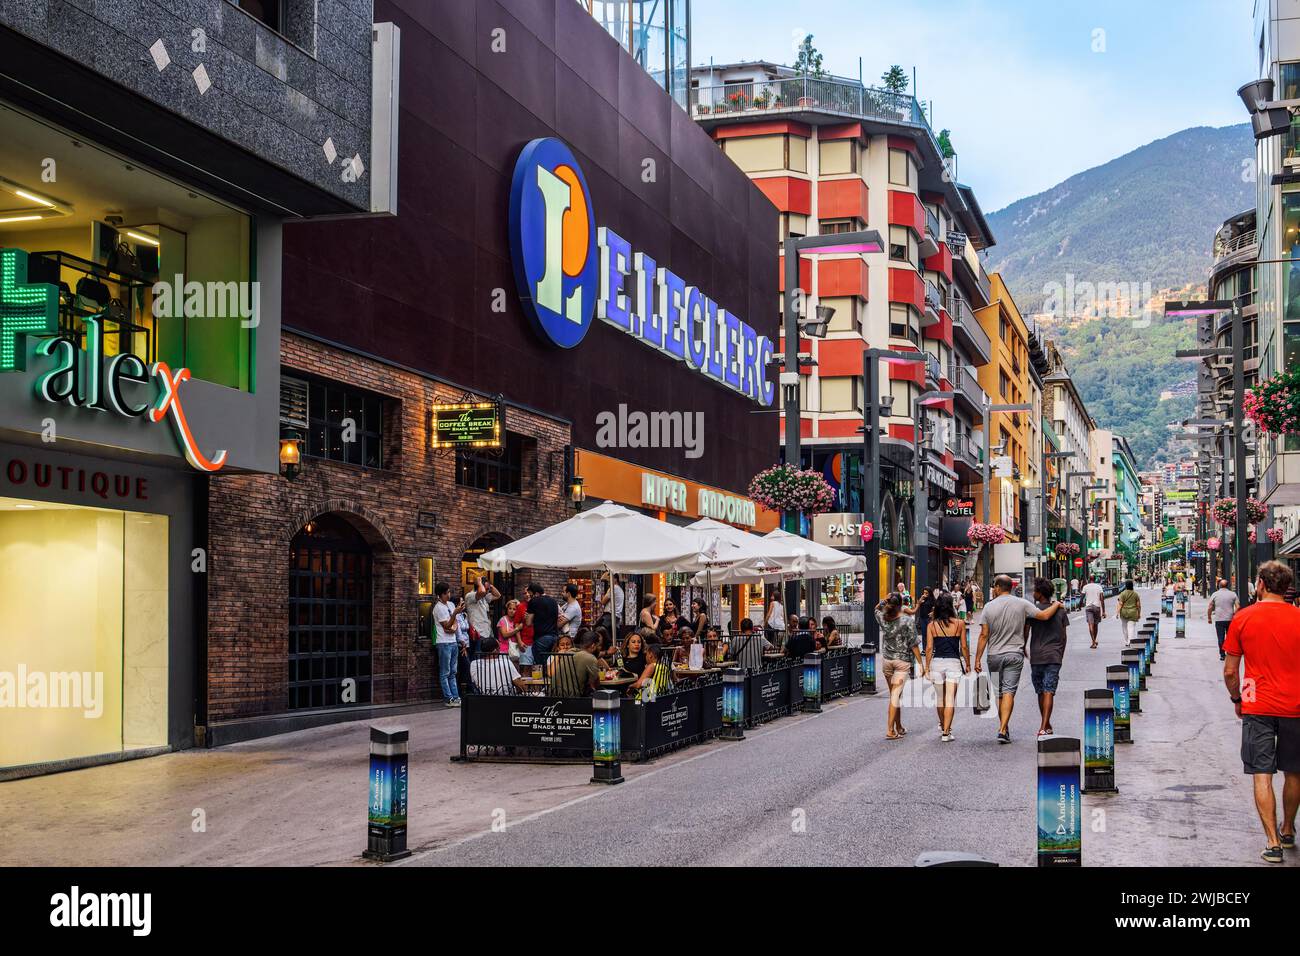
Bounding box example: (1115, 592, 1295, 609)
(462, 531, 515, 620)
(288, 513, 373, 710)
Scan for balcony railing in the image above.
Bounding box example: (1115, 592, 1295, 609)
(952, 431, 983, 469)
(1213, 228, 1256, 260)
(691, 74, 936, 143)
(950, 295, 992, 364)
(950, 362, 986, 412)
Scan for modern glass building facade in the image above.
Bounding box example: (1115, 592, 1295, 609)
(583, 0, 690, 109)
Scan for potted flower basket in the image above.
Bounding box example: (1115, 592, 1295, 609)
(747, 464, 836, 517)
(1243, 366, 1300, 436)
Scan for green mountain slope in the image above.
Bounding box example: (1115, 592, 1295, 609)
(984, 124, 1254, 468)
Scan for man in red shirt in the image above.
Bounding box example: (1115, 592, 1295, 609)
(1223, 560, 1300, 863)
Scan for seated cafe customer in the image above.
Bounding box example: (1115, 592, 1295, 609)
(673, 627, 699, 665)
(469, 637, 528, 695)
(731, 618, 773, 670)
(549, 630, 603, 698)
(784, 619, 815, 658)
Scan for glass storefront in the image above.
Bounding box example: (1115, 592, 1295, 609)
(0, 497, 168, 768)
(0, 100, 255, 391)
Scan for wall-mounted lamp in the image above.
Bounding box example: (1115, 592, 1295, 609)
(279, 432, 303, 481)
(570, 474, 585, 512)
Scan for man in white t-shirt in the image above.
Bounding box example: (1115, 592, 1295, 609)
(1081, 575, 1106, 648)
(432, 583, 461, 706)
(469, 637, 527, 695)
(561, 583, 583, 639)
(600, 572, 625, 629)
(766, 591, 786, 641)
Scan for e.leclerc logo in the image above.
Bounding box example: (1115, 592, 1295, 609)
(509, 137, 598, 350)
(508, 138, 774, 407)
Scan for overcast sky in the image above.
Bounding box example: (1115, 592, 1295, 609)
(691, 0, 1256, 210)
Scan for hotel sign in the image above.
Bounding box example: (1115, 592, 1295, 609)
(430, 401, 502, 449)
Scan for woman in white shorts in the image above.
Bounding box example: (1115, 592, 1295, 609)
(925, 593, 970, 742)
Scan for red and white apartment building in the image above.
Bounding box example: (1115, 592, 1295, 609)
(690, 61, 997, 590)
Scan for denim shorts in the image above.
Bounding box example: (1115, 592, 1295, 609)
(987, 652, 1024, 697)
(1031, 662, 1061, 694)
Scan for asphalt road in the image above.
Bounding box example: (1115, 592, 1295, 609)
(407, 590, 1286, 868)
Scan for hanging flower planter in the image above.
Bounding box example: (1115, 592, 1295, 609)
(1243, 366, 1300, 435)
(967, 522, 1006, 546)
(747, 464, 836, 516)
(1207, 536, 1221, 551)
(1267, 527, 1285, 545)
(1249, 529, 1258, 544)
(1213, 497, 1267, 526)
(1054, 542, 1080, 557)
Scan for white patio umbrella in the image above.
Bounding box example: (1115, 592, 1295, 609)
(478, 501, 721, 640)
(679, 518, 804, 627)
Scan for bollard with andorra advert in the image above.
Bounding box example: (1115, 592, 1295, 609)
(802, 653, 822, 713)
(1163, 594, 1173, 617)
(1175, 602, 1186, 638)
(859, 648, 878, 696)
(720, 667, 746, 740)
(1107, 665, 1132, 744)
(591, 689, 624, 785)
(1141, 625, 1156, 667)
(1082, 689, 1118, 793)
(1037, 736, 1082, 867)
(364, 726, 411, 862)
(1128, 640, 1148, 690)
(1121, 648, 1143, 714)
(1135, 632, 1153, 679)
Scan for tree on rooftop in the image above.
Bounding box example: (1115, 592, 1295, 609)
(793, 35, 825, 78)
(880, 65, 909, 95)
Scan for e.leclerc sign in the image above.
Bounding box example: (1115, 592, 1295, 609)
(0, 248, 226, 472)
(508, 138, 774, 407)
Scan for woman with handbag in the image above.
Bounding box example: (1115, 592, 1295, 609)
(497, 598, 521, 656)
(924, 593, 969, 743)
(1117, 580, 1141, 642)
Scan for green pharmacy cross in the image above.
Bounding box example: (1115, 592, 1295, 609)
(0, 248, 59, 372)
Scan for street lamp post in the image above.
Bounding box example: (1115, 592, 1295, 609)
(981, 398, 1033, 597)
(1043, 451, 1075, 580)
(1081, 481, 1109, 584)
(783, 230, 885, 617)
(861, 348, 926, 651)
(1064, 470, 1094, 592)
(1168, 298, 1252, 607)
(913, 389, 955, 595)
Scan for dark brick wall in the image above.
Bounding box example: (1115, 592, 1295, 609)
(205, 331, 571, 721)
(282, 0, 780, 493)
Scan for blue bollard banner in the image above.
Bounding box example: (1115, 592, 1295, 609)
(1037, 736, 1082, 867)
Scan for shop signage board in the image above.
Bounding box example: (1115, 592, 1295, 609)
(925, 462, 956, 494)
(508, 138, 774, 406)
(462, 695, 594, 752)
(1, 248, 227, 472)
(430, 401, 501, 449)
(812, 512, 869, 547)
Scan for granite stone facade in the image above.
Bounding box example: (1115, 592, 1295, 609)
(0, 0, 374, 210)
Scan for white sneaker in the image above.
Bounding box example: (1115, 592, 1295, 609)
(942, 732, 954, 742)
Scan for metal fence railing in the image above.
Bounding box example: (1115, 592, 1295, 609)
(691, 75, 935, 142)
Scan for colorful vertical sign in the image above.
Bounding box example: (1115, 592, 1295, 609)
(364, 726, 410, 861)
(1083, 689, 1118, 793)
(1037, 737, 1082, 867)
(1107, 665, 1132, 744)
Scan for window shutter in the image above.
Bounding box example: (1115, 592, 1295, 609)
(280, 375, 309, 430)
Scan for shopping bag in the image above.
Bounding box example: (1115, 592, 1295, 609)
(971, 671, 991, 715)
(688, 644, 704, 670)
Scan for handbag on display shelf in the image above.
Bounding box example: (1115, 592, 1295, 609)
(75, 275, 110, 308)
(107, 241, 140, 278)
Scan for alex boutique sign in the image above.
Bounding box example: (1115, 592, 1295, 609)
(1, 249, 226, 472)
(508, 138, 774, 407)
